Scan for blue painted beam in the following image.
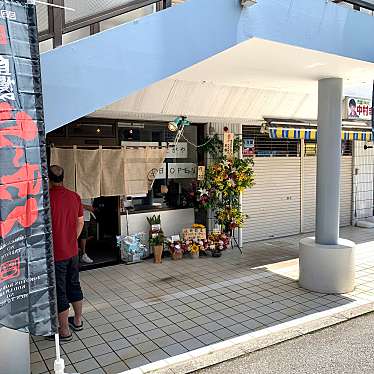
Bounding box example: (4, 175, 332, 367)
(41, 0, 374, 132)
(41, 0, 242, 132)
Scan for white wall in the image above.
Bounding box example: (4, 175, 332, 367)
(121, 208, 195, 239)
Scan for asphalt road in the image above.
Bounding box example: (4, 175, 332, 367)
(195, 312, 374, 374)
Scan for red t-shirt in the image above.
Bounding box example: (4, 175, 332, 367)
(49, 186, 83, 262)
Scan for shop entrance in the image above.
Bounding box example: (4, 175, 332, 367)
(81, 196, 120, 270)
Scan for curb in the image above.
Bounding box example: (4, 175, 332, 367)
(120, 299, 374, 374)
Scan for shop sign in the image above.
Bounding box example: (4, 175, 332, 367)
(163, 142, 188, 159)
(168, 163, 197, 179)
(243, 138, 255, 157)
(154, 164, 167, 180)
(223, 132, 234, 160)
(197, 166, 206, 181)
(343, 96, 372, 120)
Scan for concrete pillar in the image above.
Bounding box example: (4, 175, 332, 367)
(315, 78, 342, 245)
(0, 327, 30, 374)
(299, 78, 355, 294)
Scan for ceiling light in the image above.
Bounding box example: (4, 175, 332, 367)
(168, 121, 179, 132)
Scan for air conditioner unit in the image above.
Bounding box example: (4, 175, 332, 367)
(241, 0, 257, 6)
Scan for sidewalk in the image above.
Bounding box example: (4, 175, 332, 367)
(31, 227, 374, 374)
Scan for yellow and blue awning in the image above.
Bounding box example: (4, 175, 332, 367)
(269, 127, 372, 141)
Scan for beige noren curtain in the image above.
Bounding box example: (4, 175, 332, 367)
(75, 149, 101, 199)
(50, 147, 76, 191)
(123, 147, 166, 197)
(101, 149, 125, 196)
(50, 146, 166, 198)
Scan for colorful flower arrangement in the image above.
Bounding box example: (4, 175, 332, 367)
(207, 232, 230, 251)
(198, 158, 254, 208)
(216, 205, 247, 230)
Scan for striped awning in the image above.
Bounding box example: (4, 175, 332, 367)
(269, 127, 372, 141)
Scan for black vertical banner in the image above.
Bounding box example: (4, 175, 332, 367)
(0, 1, 57, 335)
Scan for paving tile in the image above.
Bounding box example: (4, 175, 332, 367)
(31, 360, 48, 374)
(118, 326, 140, 337)
(108, 338, 131, 351)
(126, 333, 149, 345)
(125, 354, 150, 369)
(68, 348, 93, 363)
(197, 332, 221, 345)
(216, 317, 238, 328)
(192, 316, 211, 325)
(213, 328, 237, 340)
(105, 314, 126, 323)
(76, 328, 99, 339)
(177, 320, 198, 330)
(241, 319, 264, 330)
(163, 343, 188, 356)
(62, 340, 86, 354)
(201, 321, 224, 332)
(94, 352, 121, 367)
(86, 369, 106, 374)
(82, 336, 106, 348)
(101, 330, 123, 343)
(154, 335, 177, 348)
(135, 321, 157, 333)
(152, 318, 174, 328)
(161, 324, 183, 335)
(144, 348, 170, 362)
(30, 351, 43, 364)
(169, 331, 194, 342)
(135, 340, 159, 354)
(103, 361, 129, 374)
(227, 323, 251, 335)
(168, 313, 188, 324)
(187, 326, 209, 337)
(88, 343, 112, 357)
(74, 358, 101, 373)
(117, 346, 141, 360)
(144, 328, 167, 340)
(65, 365, 77, 374)
(94, 324, 117, 335)
(181, 338, 205, 351)
(88, 317, 109, 327)
(34, 339, 56, 351)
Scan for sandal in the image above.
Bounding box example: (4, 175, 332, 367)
(46, 333, 73, 342)
(68, 316, 84, 331)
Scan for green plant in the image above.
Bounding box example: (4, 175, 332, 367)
(149, 232, 165, 246)
(147, 215, 161, 226)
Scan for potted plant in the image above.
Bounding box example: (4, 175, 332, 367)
(149, 232, 165, 264)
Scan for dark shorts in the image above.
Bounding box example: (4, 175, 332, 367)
(55, 256, 83, 314)
(79, 222, 89, 240)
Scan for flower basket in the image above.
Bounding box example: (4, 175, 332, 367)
(171, 251, 183, 261)
(153, 244, 163, 264)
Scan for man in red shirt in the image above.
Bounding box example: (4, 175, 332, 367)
(49, 165, 85, 341)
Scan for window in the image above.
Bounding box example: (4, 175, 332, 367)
(242, 126, 300, 157)
(120, 122, 199, 212)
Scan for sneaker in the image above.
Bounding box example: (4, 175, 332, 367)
(81, 253, 93, 264)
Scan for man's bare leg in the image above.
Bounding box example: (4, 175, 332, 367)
(72, 300, 83, 326)
(58, 309, 70, 337)
(80, 238, 87, 254)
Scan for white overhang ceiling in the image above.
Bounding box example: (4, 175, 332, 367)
(92, 38, 374, 122)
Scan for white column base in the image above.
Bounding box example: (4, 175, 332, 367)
(0, 327, 30, 374)
(299, 237, 355, 294)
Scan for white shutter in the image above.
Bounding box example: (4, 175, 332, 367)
(353, 141, 374, 221)
(302, 156, 352, 233)
(242, 158, 301, 242)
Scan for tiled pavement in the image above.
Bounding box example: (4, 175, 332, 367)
(31, 227, 374, 374)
